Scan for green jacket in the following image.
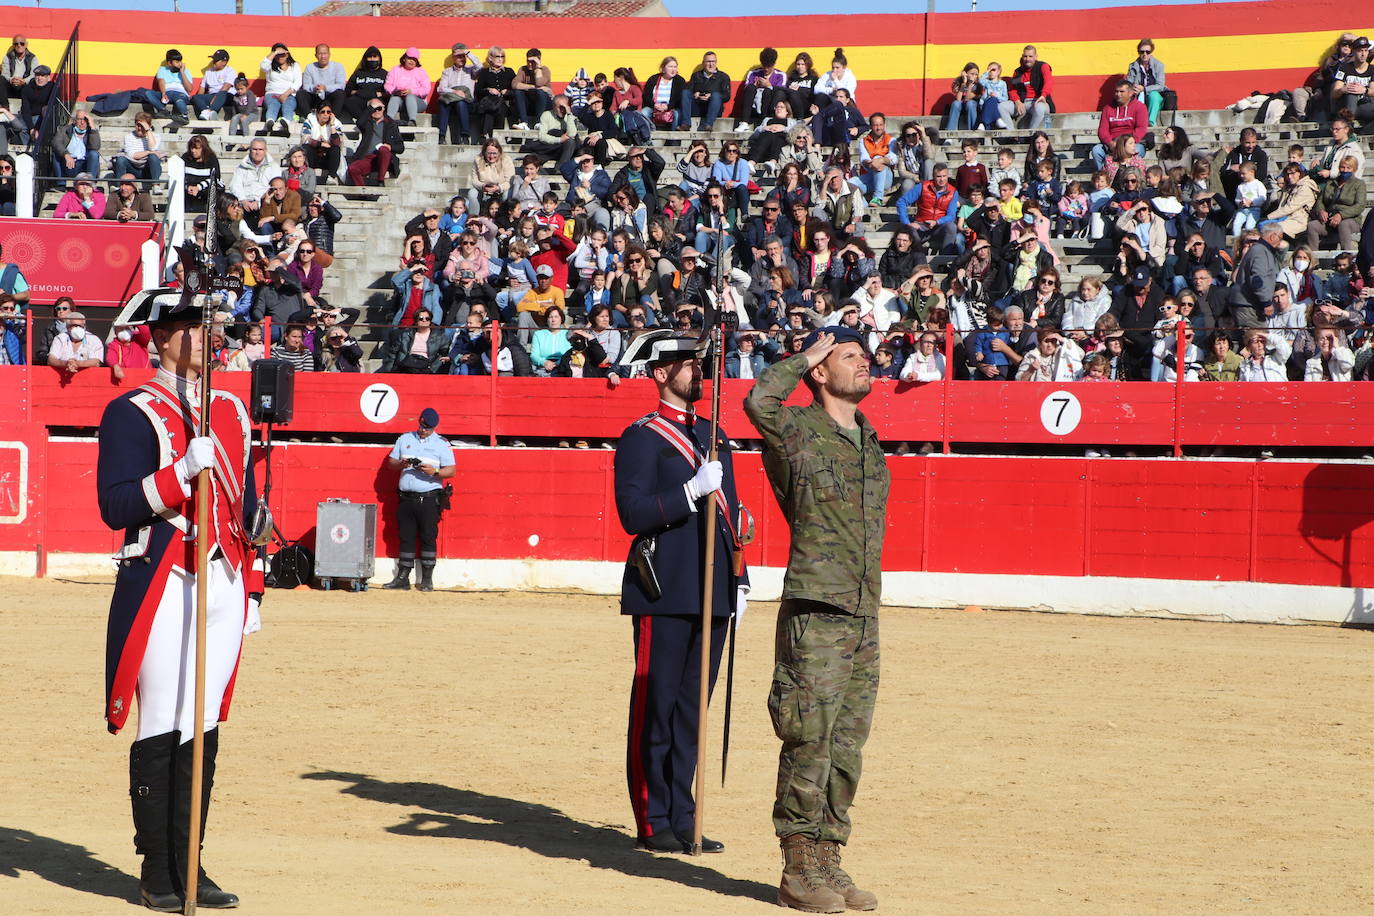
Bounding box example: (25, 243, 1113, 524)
(744, 353, 889, 616)
(1316, 175, 1367, 221)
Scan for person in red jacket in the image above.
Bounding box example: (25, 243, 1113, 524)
(1092, 80, 1148, 170)
(530, 224, 576, 291)
(105, 322, 152, 381)
(893, 163, 962, 256)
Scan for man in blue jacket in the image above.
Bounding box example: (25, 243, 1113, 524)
(614, 329, 749, 854)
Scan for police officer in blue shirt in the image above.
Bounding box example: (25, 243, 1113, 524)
(383, 407, 455, 592)
(615, 329, 749, 854)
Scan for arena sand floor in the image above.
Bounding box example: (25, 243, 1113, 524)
(3, 576, 1372, 915)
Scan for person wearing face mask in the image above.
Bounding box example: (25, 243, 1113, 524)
(105, 322, 153, 380)
(52, 108, 101, 179)
(342, 46, 388, 123)
(1304, 154, 1366, 253)
(47, 309, 104, 374)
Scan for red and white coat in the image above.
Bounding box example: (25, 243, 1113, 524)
(97, 370, 264, 734)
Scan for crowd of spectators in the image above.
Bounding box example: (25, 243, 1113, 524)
(1, 32, 1373, 391)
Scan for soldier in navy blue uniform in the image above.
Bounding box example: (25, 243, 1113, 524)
(97, 288, 264, 912)
(615, 329, 749, 854)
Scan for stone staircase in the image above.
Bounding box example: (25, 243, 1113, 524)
(38, 105, 1369, 365)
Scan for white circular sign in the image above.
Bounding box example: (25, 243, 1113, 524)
(330, 523, 350, 545)
(360, 384, 399, 424)
(1039, 390, 1082, 436)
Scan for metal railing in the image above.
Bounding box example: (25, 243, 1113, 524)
(30, 21, 80, 205)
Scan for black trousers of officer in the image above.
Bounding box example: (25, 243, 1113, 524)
(627, 613, 728, 840)
(396, 490, 440, 567)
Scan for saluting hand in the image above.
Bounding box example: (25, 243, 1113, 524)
(802, 331, 837, 369)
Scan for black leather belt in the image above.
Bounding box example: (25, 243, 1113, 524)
(399, 490, 441, 500)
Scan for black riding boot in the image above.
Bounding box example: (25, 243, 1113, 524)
(171, 728, 239, 909)
(129, 732, 182, 912)
(417, 562, 435, 592)
(384, 563, 412, 590)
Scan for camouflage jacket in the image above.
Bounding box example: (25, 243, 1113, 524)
(743, 353, 889, 616)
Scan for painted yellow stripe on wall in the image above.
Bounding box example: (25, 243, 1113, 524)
(72, 43, 923, 84)
(928, 28, 1374, 77)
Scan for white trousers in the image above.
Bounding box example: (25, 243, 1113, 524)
(136, 559, 245, 743)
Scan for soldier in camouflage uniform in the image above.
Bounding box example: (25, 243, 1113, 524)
(744, 327, 889, 914)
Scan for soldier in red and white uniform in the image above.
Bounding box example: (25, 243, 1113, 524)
(97, 290, 263, 912)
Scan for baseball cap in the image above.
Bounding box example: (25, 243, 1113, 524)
(535, 264, 554, 277)
(419, 407, 440, 428)
(451, 42, 468, 54)
(210, 49, 230, 62)
(802, 326, 867, 351)
(1128, 265, 1152, 290)
(1353, 36, 1371, 49)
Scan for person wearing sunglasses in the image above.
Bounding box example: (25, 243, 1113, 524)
(2, 35, 38, 106)
(346, 96, 405, 187)
(1125, 39, 1168, 127)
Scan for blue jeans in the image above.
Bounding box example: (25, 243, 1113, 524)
(1091, 140, 1144, 170)
(513, 89, 548, 128)
(192, 91, 231, 116)
(52, 150, 101, 178)
(690, 91, 726, 129)
(436, 99, 471, 142)
(264, 93, 298, 122)
(944, 99, 978, 131)
(979, 97, 1005, 127)
(859, 168, 893, 201)
(694, 229, 734, 259)
(723, 184, 749, 217)
(111, 155, 162, 181)
(135, 89, 189, 116)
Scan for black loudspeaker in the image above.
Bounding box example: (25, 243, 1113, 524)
(250, 358, 296, 424)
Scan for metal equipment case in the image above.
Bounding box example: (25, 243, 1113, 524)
(314, 499, 377, 591)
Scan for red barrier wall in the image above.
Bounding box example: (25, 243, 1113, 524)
(3, 428, 1372, 590)
(7, 368, 1373, 453)
(0, 220, 157, 309)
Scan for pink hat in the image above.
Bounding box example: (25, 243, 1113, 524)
(405, 47, 421, 59)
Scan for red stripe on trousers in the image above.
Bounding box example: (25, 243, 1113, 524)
(628, 615, 653, 837)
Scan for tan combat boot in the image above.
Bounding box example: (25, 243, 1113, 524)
(778, 835, 846, 913)
(815, 839, 878, 911)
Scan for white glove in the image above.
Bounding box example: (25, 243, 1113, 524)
(735, 587, 747, 624)
(685, 460, 723, 502)
(177, 436, 216, 479)
(244, 597, 262, 636)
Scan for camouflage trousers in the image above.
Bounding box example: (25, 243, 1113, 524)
(769, 600, 880, 844)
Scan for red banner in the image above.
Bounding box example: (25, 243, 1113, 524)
(0, 219, 158, 309)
